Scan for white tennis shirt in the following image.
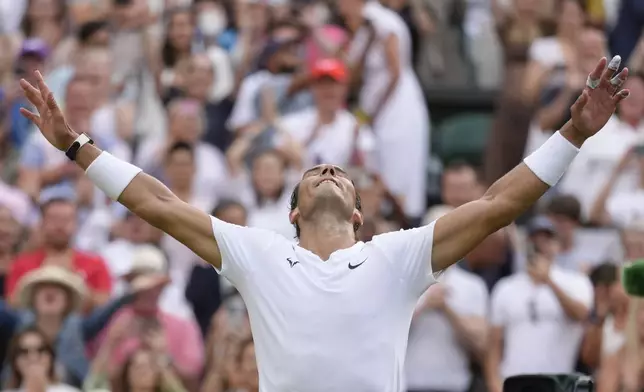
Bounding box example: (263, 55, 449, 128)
(211, 216, 438, 392)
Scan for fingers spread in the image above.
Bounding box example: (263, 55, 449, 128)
(601, 55, 621, 86)
(572, 89, 589, 113)
(588, 57, 607, 82)
(19, 79, 45, 112)
(19, 108, 41, 126)
(613, 89, 630, 104)
(610, 67, 629, 91)
(34, 70, 54, 108)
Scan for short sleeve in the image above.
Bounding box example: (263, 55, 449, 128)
(210, 216, 279, 287)
(490, 280, 509, 327)
(85, 256, 113, 294)
(457, 275, 488, 318)
(370, 221, 437, 297)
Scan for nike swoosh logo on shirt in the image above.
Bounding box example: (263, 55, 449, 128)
(348, 258, 368, 270)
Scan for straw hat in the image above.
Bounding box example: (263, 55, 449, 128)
(16, 266, 87, 311)
(122, 245, 168, 281)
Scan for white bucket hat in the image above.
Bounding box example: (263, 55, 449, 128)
(17, 266, 87, 311)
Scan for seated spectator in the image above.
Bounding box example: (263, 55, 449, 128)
(96, 249, 204, 390)
(545, 194, 615, 271)
(135, 98, 229, 202)
(406, 207, 488, 392)
(621, 219, 644, 262)
(86, 317, 186, 392)
(591, 146, 644, 228)
(0, 266, 166, 387)
(579, 263, 629, 372)
(3, 326, 79, 392)
(485, 217, 593, 392)
(275, 58, 378, 171)
(561, 74, 644, 219)
(6, 197, 112, 310)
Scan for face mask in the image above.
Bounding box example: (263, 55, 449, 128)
(198, 9, 228, 37)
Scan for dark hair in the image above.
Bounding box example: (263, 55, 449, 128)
(6, 327, 57, 389)
(544, 194, 582, 223)
(211, 200, 247, 220)
(77, 20, 110, 44)
(589, 263, 618, 286)
(165, 141, 194, 161)
(288, 182, 362, 238)
(162, 7, 194, 68)
(119, 349, 163, 392)
(21, 0, 66, 38)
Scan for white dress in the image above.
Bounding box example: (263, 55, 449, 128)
(348, 1, 429, 218)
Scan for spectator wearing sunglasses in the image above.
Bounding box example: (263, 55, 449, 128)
(3, 326, 79, 392)
(484, 216, 593, 392)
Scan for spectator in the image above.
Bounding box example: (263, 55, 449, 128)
(225, 144, 299, 238)
(99, 214, 163, 298)
(406, 206, 489, 392)
(561, 74, 644, 219)
(342, 0, 429, 223)
(186, 200, 247, 337)
(579, 263, 629, 372)
(275, 58, 378, 171)
(16, 0, 69, 69)
(485, 216, 593, 392)
(596, 297, 644, 392)
(0, 206, 22, 297)
(545, 194, 614, 271)
(3, 326, 79, 392)
(6, 197, 112, 309)
(621, 219, 644, 262)
(86, 315, 186, 392)
(591, 146, 644, 228)
(135, 98, 229, 203)
(97, 246, 204, 390)
(0, 266, 167, 386)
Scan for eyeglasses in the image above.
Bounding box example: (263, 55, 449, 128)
(17, 345, 48, 357)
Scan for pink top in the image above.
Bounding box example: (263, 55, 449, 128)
(97, 307, 204, 377)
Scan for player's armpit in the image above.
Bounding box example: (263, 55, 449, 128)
(431, 163, 549, 272)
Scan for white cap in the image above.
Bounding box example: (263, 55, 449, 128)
(123, 245, 167, 279)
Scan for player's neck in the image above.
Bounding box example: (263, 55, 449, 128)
(298, 219, 356, 261)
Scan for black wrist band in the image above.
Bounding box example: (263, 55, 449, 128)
(65, 133, 94, 161)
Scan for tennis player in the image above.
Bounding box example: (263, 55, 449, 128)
(19, 56, 628, 392)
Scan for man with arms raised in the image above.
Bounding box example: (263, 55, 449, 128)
(18, 56, 629, 391)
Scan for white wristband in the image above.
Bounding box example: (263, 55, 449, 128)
(523, 131, 579, 187)
(85, 152, 142, 200)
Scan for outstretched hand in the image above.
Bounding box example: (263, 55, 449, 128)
(19, 71, 76, 151)
(568, 56, 630, 144)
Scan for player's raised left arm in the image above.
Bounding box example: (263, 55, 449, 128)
(431, 56, 630, 273)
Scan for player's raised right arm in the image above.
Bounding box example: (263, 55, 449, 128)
(19, 72, 223, 269)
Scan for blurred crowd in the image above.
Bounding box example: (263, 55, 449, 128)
(0, 0, 644, 391)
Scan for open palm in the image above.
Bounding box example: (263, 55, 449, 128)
(570, 56, 630, 138)
(19, 71, 75, 151)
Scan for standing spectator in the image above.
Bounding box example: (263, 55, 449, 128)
(341, 0, 429, 223)
(3, 327, 80, 392)
(561, 74, 644, 219)
(5, 197, 112, 309)
(406, 207, 489, 392)
(0, 266, 167, 386)
(545, 195, 616, 271)
(275, 58, 378, 171)
(485, 221, 593, 392)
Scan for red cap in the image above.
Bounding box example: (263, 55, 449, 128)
(311, 58, 348, 83)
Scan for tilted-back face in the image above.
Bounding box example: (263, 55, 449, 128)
(289, 164, 363, 237)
